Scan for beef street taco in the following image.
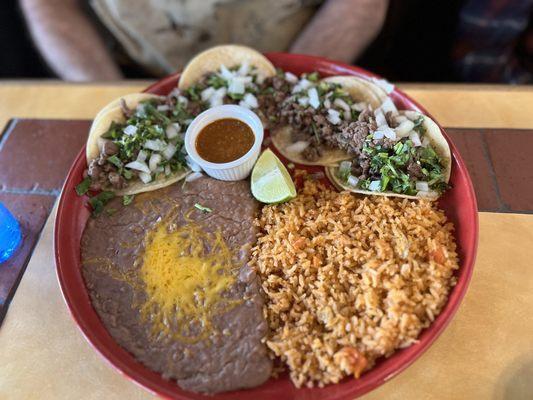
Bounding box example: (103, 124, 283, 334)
(82, 93, 197, 197)
(326, 111, 451, 199)
(178, 44, 276, 90)
(267, 74, 383, 166)
(86, 93, 163, 162)
(90, 93, 159, 130)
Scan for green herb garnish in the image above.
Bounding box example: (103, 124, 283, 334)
(307, 72, 320, 82)
(75, 177, 91, 196)
(122, 195, 134, 206)
(89, 191, 115, 215)
(207, 74, 227, 89)
(194, 203, 212, 213)
(412, 116, 426, 135)
(107, 155, 123, 168)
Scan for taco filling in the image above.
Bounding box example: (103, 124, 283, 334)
(83, 96, 200, 192)
(253, 70, 449, 197)
(81, 64, 448, 200)
(257, 71, 370, 162)
(334, 111, 449, 197)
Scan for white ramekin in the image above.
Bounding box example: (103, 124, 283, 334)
(184, 105, 264, 181)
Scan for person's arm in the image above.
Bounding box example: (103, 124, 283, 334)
(290, 0, 389, 63)
(19, 0, 123, 81)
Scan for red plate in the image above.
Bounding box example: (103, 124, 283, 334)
(55, 53, 478, 400)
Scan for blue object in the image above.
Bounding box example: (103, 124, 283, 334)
(0, 202, 22, 263)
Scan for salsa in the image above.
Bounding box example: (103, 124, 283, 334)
(196, 118, 254, 163)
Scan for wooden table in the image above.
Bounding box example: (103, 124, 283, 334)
(0, 81, 532, 399)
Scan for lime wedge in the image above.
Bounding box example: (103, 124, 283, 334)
(251, 149, 297, 204)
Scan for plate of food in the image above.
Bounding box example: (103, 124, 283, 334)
(55, 45, 478, 399)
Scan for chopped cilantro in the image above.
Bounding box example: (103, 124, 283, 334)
(122, 169, 133, 180)
(105, 208, 117, 216)
(89, 191, 115, 215)
(107, 155, 123, 168)
(75, 177, 91, 196)
(186, 86, 201, 101)
(307, 71, 320, 82)
(412, 116, 426, 135)
(122, 195, 134, 206)
(194, 203, 212, 213)
(207, 74, 227, 89)
(228, 92, 244, 101)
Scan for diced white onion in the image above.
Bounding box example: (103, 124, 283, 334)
(343, 110, 352, 121)
(409, 131, 422, 147)
(371, 78, 395, 94)
(339, 160, 352, 172)
(375, 109, 388, 128)
(284, 71, 298, 83)
(421, 137, 430, 148)
(286, 141, 310, 153)
(369, 180, 381, 191)
(237, 61, 250, 76)
(166, 123, 179, 139)
(168, 88, 180, 98)
(209, 87, 227, 108)
(416, 181, 429, 191)
(327, 109, 341, 125)
(156, 104, 170, 112)
(185, 155, 202, 172)
(185, 171, 203, 182)
(292, 78, 312, 93)
(162, 143, 177, 160)
(298, 96, 309, 107)
(395, 115, 408, 124)
(347, 175, 359, 187)
(201, 87, 216, 102)
(143, 139, 167, 151)
(228, 78, 245, 94)
(136, 149, 148, 162)
(352, 102, 367, 112)
(123, 125, 138, 136)
(307, 87, 320, 109)
(404, 110, 419, 121)
(219, 64, 234, 81)
(138, 172, 152, 183)
(324, 98, 332, 109)
(125, 160, 150, 174)
(379, 97, 398, 115)
(177, 95, 188, 105)
(238, 100, 251, 109)
(334, 98, 351, 113)
(148, 153, 162, 172)
(156, 166, 164, 173)
(395, 120, 415, 137)
(164, 165, 171, 176)
(243, 93, 258, 108)
(135, 103, 146, 116)
(373, 130, 384, 140)
(383, 127, 397, 140)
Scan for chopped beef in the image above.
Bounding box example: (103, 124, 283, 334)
(120, 99, 134, 119)
(301, 145, 323, 161)
(108, 172, 126, 189)
(385, 111, 398, 128)
(102, 140, 118, 156)
(186, 100, 204, 116)
(85, 142, 128, 191)
(407, 160, 425, 179)
(324, 119, 374, 157)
